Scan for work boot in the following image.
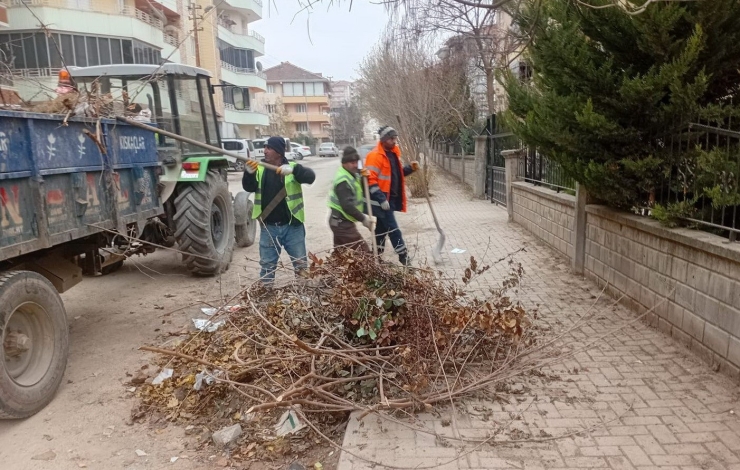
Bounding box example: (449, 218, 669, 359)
(398, 253, 412, 267)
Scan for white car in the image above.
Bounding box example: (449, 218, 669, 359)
(291, 142, 312, 158)
(221, 138, 253, 172)
(318, 142, 340, 158)
(252, 137, 301, 160)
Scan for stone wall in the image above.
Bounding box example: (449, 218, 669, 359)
(511, 182, 575, 259)
(584, 205, 740, 378)
(432, 152, 477, 190)
(501, 153, 740, 380)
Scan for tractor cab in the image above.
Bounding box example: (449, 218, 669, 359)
(67, 63, 245, 157)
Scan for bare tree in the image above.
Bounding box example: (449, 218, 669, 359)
(332, 102, 364, 146)
(267, 97, 291, 137)
(393, 0, 525, 117)
(357, 31, 476, 195)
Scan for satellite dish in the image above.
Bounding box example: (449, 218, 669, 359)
(256, 62, 263, 71)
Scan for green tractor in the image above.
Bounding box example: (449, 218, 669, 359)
(70, 63, 257, 275)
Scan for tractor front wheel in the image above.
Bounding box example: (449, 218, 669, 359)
(173, 171, 235, 276)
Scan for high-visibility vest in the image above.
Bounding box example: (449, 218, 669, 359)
(364, 141, 407, 212)
(327, 166, 364, 222)
(252, 162, 305, 223)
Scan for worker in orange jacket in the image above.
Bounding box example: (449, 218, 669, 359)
(364, 126, 420, 265)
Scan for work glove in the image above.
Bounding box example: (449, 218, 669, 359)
(360, 168, 370, 178)
(380, 200, 390, 211)
(410, 161, 420, 172)
(276, 164, 293, 176)
(361, 215, 376, 230)
(245, 160, 259, 174)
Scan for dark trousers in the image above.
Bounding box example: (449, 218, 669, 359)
(329, 216, 370, 252)
(373, 208, 408, 263)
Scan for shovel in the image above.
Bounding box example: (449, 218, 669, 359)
(419, 152, 446, 264)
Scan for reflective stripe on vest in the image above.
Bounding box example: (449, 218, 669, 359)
(251, 162, 305, 223)
(327, 167, 364, 222)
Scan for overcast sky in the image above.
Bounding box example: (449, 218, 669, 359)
(251, 2, 391, 81)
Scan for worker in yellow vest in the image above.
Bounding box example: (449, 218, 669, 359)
(327, 147, 375, 252)
(242, 137, 316, 285)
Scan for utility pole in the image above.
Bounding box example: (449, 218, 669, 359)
(188, 2, 205, 67)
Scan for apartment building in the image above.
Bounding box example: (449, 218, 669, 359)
(436, 10, 526, 118)
(208, 0, 268, 138)
(257, 61, 332, 141)
(1, 0, 268, 138)
(329, 80, 354, 109)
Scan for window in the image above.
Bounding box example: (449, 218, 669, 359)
(217, 39, 255, 70)
(266, 104, 276, 114)
(98, 38, 111, 65)
(223, 141, 244, 151)
(2, 31, 145, 69)
(267, 85, 275, 93)
(60, 34, 74, 66)
(284, 82, 303, 97)
(295, 104, 306, 113)
(86, 36, 99, 65)
(296, 123, 309, 133)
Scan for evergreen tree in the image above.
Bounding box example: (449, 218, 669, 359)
(503, 0, 740, 209)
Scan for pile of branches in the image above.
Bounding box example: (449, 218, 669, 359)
(133, 250, 557, 438)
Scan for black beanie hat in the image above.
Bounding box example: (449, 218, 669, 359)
(342, 146, 360, 163)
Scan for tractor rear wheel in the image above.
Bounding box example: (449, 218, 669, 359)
(0, 271, 69, 419)
(173, 171, 235, 276)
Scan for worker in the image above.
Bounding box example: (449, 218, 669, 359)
(327, 146, 376, 252)
(242, 136, 316, 286)
(364, 126, 420, 265)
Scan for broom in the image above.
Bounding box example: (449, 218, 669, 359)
(395, 115, 445, 264)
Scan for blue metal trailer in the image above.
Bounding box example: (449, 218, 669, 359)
(0, 64, 256, 419)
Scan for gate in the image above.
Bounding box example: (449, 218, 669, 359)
(485, 114, 518, 205)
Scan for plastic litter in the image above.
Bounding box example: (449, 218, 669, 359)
(192, 318, 225, 332)
(135, 449, 147, 457)
(193, 369, 222, 391)
(151, 368, 173, 385)
(275, 408, 306, 436)
(200, 305, 239, 316)
(450, 248, 466, 254)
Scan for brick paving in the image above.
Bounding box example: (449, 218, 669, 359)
(337, 170, 740, 470)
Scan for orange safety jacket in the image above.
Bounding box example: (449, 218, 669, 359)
(364, 141, 407, 213)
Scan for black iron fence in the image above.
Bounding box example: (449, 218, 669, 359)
(519, 148, 576, 193)
(643, 118, 740, 240)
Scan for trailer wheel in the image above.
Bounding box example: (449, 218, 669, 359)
(173, 171, 235, 276)
(233, 191, 256, 248)
(0, 271, 69, 419)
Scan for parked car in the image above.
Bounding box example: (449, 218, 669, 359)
(253, 137, 300, 161)
(319, 142, 340, 158)
(291, 142, 312, 158)
(221, 138, 253, 171)
(252, 138, 267, 159)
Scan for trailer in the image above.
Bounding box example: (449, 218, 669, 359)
(0, 63, 257, 418)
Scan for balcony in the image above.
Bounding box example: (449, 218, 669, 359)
(289, 113, 330, 123)
(224, 103, 269, 127)
(7, 1, 179, 56)
(217, 24, 264, 56)
(220, 61, 266, 91)
(282, 95, 330, 105)
(220, 0, 262, 22)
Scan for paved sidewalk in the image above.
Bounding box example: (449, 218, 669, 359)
(338, 172, 740, 470)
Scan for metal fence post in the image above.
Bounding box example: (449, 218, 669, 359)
(473, 136, 487, 198)
(573, 183, 588, 275)
(501, 149, 525, 222)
